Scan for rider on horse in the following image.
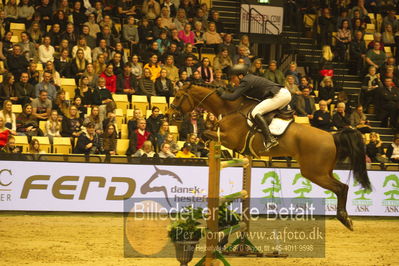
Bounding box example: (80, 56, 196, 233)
(216, 64, 292, 151)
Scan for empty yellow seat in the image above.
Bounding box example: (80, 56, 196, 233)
(10, 23, 25, 38)
(60, 78, 76, 99)
(113, 94, 129, 114)
(131, 95, 149, 116)
(116, 139, 130, 155)
(294, 116, 310, 124)
(169, 125, 179, 141)
(150, 96, 168, 113)
(12, 104, 22, 114)
(120, 124, 128, 139)
(53, 137, 72, 154)
(14, 135, 29, 152)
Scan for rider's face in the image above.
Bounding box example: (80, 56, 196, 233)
(230, 75, 240, 86)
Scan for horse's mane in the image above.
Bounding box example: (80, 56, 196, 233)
(183, 82, 221, 90)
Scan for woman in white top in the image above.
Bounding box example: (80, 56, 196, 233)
(45, 110, 61, 142)
(0, 100, 17, 134)
(72, 36, 92, 63)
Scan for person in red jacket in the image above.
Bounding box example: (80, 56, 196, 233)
(126, 118, 153, 155)
(100, 64, 117, 93)
(0, 117, 10, 148)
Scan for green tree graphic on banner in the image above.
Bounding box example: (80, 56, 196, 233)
(292, 173, 312, 198)
(261, 171, 281, 198)
(383, 175, 399, 200)
(324, 173, 340, 199)
(353, 180, 372, 200)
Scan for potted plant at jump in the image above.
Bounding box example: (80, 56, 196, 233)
(217, 202, 241, 249)
(169, 206, 203, 266)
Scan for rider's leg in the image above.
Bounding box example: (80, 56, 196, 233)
(251, 88, 292, 150)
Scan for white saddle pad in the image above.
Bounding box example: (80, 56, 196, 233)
(269, 118, 293, 136)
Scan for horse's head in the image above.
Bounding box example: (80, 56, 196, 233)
(167, 83, 217, 118)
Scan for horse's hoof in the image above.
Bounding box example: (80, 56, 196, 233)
(337, 212, 354, 231)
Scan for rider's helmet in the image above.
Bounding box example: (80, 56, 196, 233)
(229, 64, 248, 76)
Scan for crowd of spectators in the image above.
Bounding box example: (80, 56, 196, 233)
(0, 0, 397, 163)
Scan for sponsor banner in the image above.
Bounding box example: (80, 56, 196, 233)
(240, 4, 283, 35)
(0, 161, 398, 216)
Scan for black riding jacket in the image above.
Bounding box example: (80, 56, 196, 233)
(219, 74, 282, 100)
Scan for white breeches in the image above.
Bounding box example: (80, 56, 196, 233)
(251, 88, 292, 117)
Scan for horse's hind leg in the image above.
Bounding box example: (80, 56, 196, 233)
(300, 166, 353, 231)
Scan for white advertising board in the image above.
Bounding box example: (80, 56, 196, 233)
(240, 4, 284, 35)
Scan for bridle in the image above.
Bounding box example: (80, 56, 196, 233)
(170, 84, 216, 114)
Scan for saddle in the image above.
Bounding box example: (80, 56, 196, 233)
(261, 107, 295, 125)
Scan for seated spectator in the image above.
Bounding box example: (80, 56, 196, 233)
(44, 61, 61, 88)
(102, 123, 117, 155)
(144, 54, 162, 82)
(45, 110, 61, 142)
(117, 63, 137, 102)
(123, 16, 139, 52)
(1, 135, 21, 153)
(110, 52, 124, 76)
(211, 69, 226, 87)
(155, 120, 170, 150)
(312, 100, 332, 131)
(143, 42, 161, 63)
(73, 96, 87, 118)
(27, 22, 42, 46)
(386, 135, 399, 163)
(16, 103, 41, 137)
(318, 77, 336, 106)
(284, 62, 301, 84)
(102, 111, 118, 134)
(285, 75, 301, 96)
(264, 60, 285, 85)
(146, 106, 164, 136)
(170, 30, 184, 52)
(204, 112, 218, 131)
(130, 55, 143, 79)
(81, 25, 96, 50)
(381, 65, 398, 86)
(176, 142, 196, 158)
(0, 117, 11, 149)
(96, 25, 117, 49)
(158, 142, 176, 158)
(74, 122, 101, 155)
(0, 73, 17, 106)
(0, 100, 16, 134)
(83, 63, 99, 88)
(332, 102, 351, 130)
(219, 33, 236, 61)
(100, 64, 117, 93)
(132, 140, 157, 158)
(14, 72, 35, 107)
(84, 13, 101, 39)
(127, 109, 142, 139)
(93, 53, 107, 75)
(349, 30, 366, 75)
(213, 48, 232, 75)
(179, 110, 205, 140)
(92, 39, 110, 62)
(7, 44, 29, 79)
(366, 132, 388, 163)
(164, 133, 179, 154)
(366, 41, 386, 70)
(203, 21, 222, 52)
(83, 106, 103, 135)
(186, 132, 208, 157)
(126, 118, 152, 156)
(61, 105, 83, 139)
(164, 55, 180, 84)
(174, 8, 188, 31)
(142, 0, 161, 20)
(176, 70, 189, 90)
(193, 21, 205, 54)
(72, 36, 92, 63)
(156, 30, 170, 54)
(32, 90, 52, 121)
(54, 49, 72, 78)
(71, 48, 88, 81)
(298, 76, 315, 96)
(38, 36, 55, 64)
(34, 71, 56, 101)
(191, 70, 203, 83)
(361, 66, 382, 112)
(382, 24, 395, 50)
(376, 77, 399, 128)
(367, 32, 384, 51)
(209, 11, 225, 35)
(197, 57, 213, 83)
(233, 45, 251, 65)
(28, 62, 40, 86)
(75, 76, 93, 107)
(29, 139, 45, 154)
(138, 68, 156, 97)
(53, 90, 69, 118)
(155, 69, 174, 99)
(180, 55, 197, 78)
(295, 88, 316, 118)
(350, 105, 371, 134)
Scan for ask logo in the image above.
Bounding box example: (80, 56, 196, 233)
(382, 175, 399, 213)
(292, 173, 312, 199)
(352, 180, 372, 213)
(261, 171, 281, 199)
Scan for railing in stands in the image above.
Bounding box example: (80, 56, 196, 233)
(240, 0, 281, 35)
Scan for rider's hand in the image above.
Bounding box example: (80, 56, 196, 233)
(216, 87, 224, 96)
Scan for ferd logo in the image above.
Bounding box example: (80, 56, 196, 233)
(20, 175, 136, 200)
(0, 169, 12, 187)
(140, 166, 182, 206)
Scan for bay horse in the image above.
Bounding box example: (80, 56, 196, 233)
(167, 83, 371, 231)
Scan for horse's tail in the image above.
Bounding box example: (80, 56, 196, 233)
(333, 128, 371, 190)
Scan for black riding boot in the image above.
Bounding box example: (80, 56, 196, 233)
(254, 114, 278, 151)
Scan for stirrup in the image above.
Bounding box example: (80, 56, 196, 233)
(263, 138, 278, 151)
